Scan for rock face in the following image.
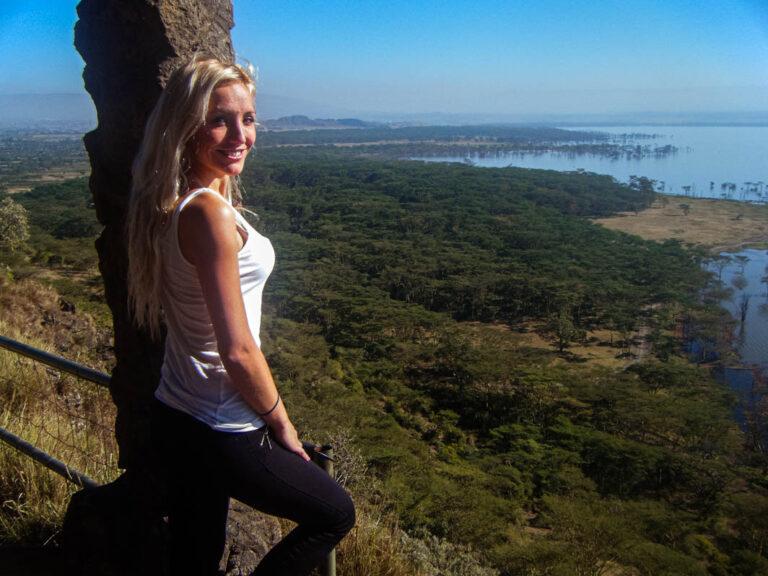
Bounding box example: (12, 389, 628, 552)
(62, 475, 282, 576)
(67, 2, 282, 574)
(220, 501, 284, 576)
(74, 0, 234, 472)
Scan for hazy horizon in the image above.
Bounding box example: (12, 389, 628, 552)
(1, 92, 768, 130)
(1, 1, 767, 123)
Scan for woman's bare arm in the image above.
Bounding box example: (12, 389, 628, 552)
(178, 192, 309, 460)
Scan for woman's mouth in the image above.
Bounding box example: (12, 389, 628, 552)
(218, 149, 246, 160)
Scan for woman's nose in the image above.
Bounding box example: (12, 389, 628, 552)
(229, 121, 246, 143)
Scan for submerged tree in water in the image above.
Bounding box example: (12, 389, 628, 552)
(739, 293, 751, 325)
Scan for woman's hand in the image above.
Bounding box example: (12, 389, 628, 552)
(270, 419, 311, 461)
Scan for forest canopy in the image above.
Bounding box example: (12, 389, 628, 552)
(2, 140, 764, 575)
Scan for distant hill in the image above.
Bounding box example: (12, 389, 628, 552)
(259, 115, 382, 131)
(0, 94, 96, 130)
(3, 93, 766, 133)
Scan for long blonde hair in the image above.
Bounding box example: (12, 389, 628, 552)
(127, 55, 256, 339)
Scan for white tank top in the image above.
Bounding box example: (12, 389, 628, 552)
(154, 188, 275, 432)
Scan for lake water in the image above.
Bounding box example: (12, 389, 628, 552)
(414, 125, 768, 201)
(418, 126, 768, 366)
(417, 126, 768, 423)
(714, 248, 768, 366)
(708, 248, 768, 425)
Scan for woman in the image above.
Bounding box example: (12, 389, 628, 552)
(126, 55, 355, 576)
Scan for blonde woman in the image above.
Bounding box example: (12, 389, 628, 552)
(127, 56, 354, 576)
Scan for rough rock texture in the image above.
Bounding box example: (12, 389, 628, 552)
(62, 476, 282, 576)
(74, 0, 234, 472)
(65, 2, 281, 574)
(220, 501, 284, 576)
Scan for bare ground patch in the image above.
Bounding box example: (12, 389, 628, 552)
(594, 195, 768, 253)
(461, 321, 648, 369)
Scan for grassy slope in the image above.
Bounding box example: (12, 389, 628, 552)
(594, 196, 768, 253)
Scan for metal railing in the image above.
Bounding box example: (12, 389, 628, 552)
(0, 334, 114, 489)
(0, 425, 99, 489)
(0, 334, 337, 575)
(0, 334, 110, 388)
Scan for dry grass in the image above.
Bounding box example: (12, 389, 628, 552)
(332, 502, 499, 576)
(462, 321, 646, 369)
(0, 276, 113, 369)
(335, 505, 426, 576)
(0, 278, 118, 545)
(4, 167, 90, 195)
(594, 195, 768, 253)
(0, 341, 119, 545)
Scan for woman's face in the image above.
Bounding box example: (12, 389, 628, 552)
(188, 81, 256, 187)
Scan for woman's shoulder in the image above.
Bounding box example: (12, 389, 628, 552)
(177, 189, 241, 259)
(178, 187, 229, 210)
(179, 190, 235, 228)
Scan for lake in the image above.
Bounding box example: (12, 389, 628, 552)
(417, 126, 768, 425)
(715, 248, 768, 367)
(708, 248, 768, 426)
(413, 125, 768, 201)
(417, 127, 768, 366)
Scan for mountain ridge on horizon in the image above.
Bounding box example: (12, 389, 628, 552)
(2, 92, 768, 130)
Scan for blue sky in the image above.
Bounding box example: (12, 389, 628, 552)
(1, 1, 767, 118)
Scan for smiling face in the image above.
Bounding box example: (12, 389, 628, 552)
(188, 81, 256, 192)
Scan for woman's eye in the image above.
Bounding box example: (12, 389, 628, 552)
(209, 116, 227, 126)
(244, 115, 256, 125)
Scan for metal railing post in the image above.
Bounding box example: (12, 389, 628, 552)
(303, 442, 336, 576)
(320, 446, 336, 576)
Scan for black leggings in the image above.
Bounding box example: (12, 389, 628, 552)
(150, 398, 355, 576)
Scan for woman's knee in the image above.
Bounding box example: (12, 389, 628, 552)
(327, 490, 356, 537)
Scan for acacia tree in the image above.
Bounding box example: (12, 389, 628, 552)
(547, 309, 578, 353)
(0, 197, 30, 254)
(709, 254, 730, 281)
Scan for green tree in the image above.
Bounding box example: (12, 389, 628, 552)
(540, 496, 635, 576)
(547, 309, 578, 353)
(0, 197, 30, 253)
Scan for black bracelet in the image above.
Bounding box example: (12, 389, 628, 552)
(257, 394, 281, 418)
